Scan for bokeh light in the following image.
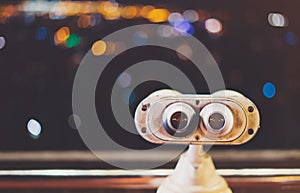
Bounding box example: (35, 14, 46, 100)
(0, 36, 6, 50)
(24, 13, 35, 26)
(176, 44, 193, 60)
(140, 5, 155, 18)
(147, 9, 169, 23)
(122, 89, 137, 105)
(100, 1, 121, 20)
(65, 33, 80, 48)
(27, 118, 42, 138)
(285, 32, 297, 46)
(77, 15, 92, 28)
(103, 41, 116, 55)
(49, 3, 67, 20)
(175, 21, 193, 34)
(92, 40, 107, 56)
(205, 18, 222, 34)
(117, 72, 132, 88)
(0, 5, 15, 23)
(113, 41, 127, 54)
(122, 6, 139, 19)
(263, 82, 276, 99)
(157, 25, 176, 37)
(133, 31, 148, 46)
(68, 114, 81, 129)
(168, 12, 184, 26)
(183, 9, 199, 23)
(35, 27, 47, 41)
(54, 26, 70, 45)
(268, 13, 288, 27)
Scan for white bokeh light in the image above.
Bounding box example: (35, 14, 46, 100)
(183, 10, 199, 23)
(27, 118, 42, 137)
(268, 13, 288, 27)
(205, 18, 222, 34)
(68, 114, 81, 129)
(117, 72, 132, 88)
(168, 12, 184, 26)
(0, 36, 6, 50)
(177, 44, 193, 60)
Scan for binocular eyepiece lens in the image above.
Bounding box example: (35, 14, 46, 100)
(200, 103, 234, 136)
(208, 112, 225, 130)
(162, 103, 198, 137)
(170, 112, 188, 130)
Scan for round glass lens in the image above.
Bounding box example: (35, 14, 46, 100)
(208, 112, 225, 130)
(170, 112, 188, 130)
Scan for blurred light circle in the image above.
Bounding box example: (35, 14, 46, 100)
(268, 13, 288, 27)
(91, 14, 102, 26)
(205, 18, 222, 34)
(148, 9, 170, 23)
(77, 15, 91, 28)
(140, 5, 155, 18)
(263, 82, 276, 99)
(35, 27, 47, 41)
(175, 20, 191, 33)
(92, 40, 107, 56)
(133, 31, 148, 46)
(177, 44, 193, 60)
(157, 25, 175, 37)
(27, 119, 42, 137)
(103, 41, 117, 55)
(168, 12, 184, 26)
(117, 72, 132, 88)
(187, 24, 195, 35)
(0, 36, 6, 49)
(122, 89, 136, 105)
(285, 32, 297, 46)
(121, 6, 139, 19)
(55, 26, 70, 44)
(65, 34, 80, 48)
(68, 114, 81, 129)
(24, 13, 35, 25)
(101, 1, 121, 20)
(183, 9, 199, 23)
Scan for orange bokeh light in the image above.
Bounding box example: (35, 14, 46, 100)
(99, 1, 121, 20)
(121, 6, 139, 19)
(140, 5, 155, 18)
(92, 40, 107, 56)
(147, 9, 169, 23)
(54, 26, 70, 45)
(77, 15, 91, 28)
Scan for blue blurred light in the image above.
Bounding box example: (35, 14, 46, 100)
(187, 24, 195, 35)
(133, 31, 148, 46)
(36, 27, 47, 41)
(263, 82, 276, 99)
(122, 89, 136, 105)
(285, 32, 297, 45)
(175, 20, 191, 33)
(168, 12, 184, 26)
(50, 33, 55, 46)
(24, 14, 35, 26)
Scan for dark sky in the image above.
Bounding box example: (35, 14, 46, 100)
(0, 0, 299, 151)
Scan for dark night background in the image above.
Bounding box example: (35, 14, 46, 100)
(0, 0, 299, 151)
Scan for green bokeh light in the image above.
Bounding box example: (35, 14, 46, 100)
(65, 34, 80, 48)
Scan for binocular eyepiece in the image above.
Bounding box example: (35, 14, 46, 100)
(134, 89, 260, 145)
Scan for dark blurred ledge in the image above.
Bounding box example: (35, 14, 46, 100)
(0, 150, 298, 169)
(0, 174, 298, 193)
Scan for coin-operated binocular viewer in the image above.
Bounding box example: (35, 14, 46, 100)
(135, 89, 260, 193)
